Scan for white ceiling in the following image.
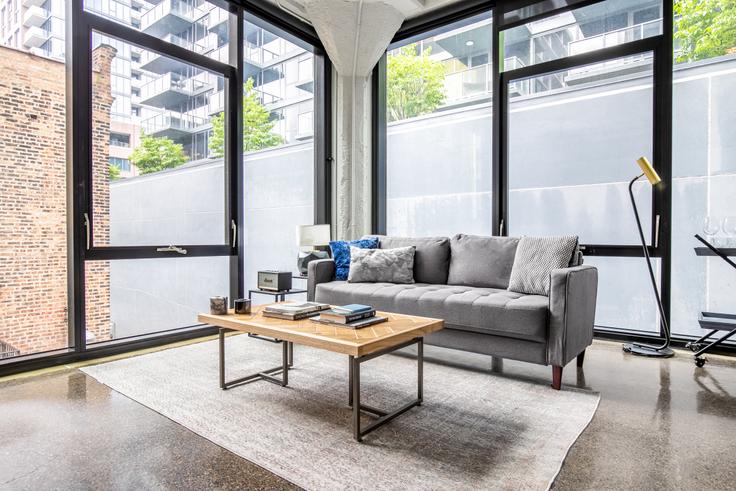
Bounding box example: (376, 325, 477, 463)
(263, 0, 468, 23)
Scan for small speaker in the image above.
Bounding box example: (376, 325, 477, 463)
(257, 271, 292, 292)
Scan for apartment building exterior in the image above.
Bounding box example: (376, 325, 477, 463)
(0, 0, 316, 176)
(390, 0, 662, 110)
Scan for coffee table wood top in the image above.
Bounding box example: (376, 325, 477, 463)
(198, 305, 444, 357)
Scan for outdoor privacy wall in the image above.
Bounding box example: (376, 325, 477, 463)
(106, 143, 313, 339)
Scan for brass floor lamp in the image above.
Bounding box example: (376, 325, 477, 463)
(622, 157, 675, 358)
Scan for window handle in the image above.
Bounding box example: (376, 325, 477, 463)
(83, 213, 91, 250)
(156, 245, 188, 255)
(231, 219, 237, 248)
(654, 214, 660, 248)
(499, 219, 505, 236)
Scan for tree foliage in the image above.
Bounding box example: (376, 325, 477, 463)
(108, 163, 120, 181)
(675, 0, 736, 62)
(387, 44, 447, 122)
(210, 78, 283, 157)
(129, 133, 188, 175)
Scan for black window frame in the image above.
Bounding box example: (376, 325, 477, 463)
(0, 0, 332, 376)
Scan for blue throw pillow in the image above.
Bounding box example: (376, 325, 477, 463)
(329, 238, 379, 280)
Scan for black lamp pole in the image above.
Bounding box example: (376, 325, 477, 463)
(622, 173, 674, 358)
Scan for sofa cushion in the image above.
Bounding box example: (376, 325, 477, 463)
(315, 282, 548, 343)
(508, 235, 578, 295)
(329, 238, 379, 280)
(364, 235, 451, 284)
(348, 245, 416, 284)
(447, 234, 519, 289)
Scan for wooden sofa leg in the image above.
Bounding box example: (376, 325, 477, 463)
(577, 349, 586, 368)
(552, 365, 563, 390)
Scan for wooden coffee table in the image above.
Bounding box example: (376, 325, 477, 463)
(198, 306, 444, 441)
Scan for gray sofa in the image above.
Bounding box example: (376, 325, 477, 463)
(307, 234, 598, 389)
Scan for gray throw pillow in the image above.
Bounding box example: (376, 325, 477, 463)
(348, 246, 416, 284)
(508, 236, 578, 296)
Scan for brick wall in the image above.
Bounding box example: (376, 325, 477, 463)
(0, 45, 114, 356)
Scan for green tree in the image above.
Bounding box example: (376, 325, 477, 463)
(129, 133, 188, 175)
(387, 44, 446, 122)
(210, 78, 283, 157)
(108, 163, 120, 181)
(675, 0, 736, 62)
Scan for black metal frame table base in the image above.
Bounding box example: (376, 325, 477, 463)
(349, 337, 423, 442)
(219, 328, 292, 389)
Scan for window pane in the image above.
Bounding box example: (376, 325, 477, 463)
(502, 0, 662, 72)
(586, 256, 661, 333)
(91, 32, 227, 247)
(386, 13, 493, 237)
(242, 20, 314, 300)
(0, 1, 71, 358)
(243, 21, 314, 149)
(671, 2, 736, 340)
(508, 53, 654, 245)
(503, 0, 595, 26)
(86, 257, 229, 341)
(84, 0, 232, 65)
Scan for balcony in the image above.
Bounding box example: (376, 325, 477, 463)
(568, 19, 662, 56)
(139, 33, 207, 74)
(139, 72, 212, 110)
(141, 0, 207, 38)
(23, 26, 49, 49)
(22, 0, 45, 7)
(22, 5, 48, 28)
(207, 6, 229, 35)
(141, 110, 208, 140)
(441, 57, 529, 103)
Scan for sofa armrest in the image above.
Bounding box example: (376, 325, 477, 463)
(307, 259, 335, 301)
(547, 265, 598, 367)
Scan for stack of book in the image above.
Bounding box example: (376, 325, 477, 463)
(311, 304, 387, 329)
(262, 302, 330, 320)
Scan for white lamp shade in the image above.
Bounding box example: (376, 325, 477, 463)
(297, 224, 331, 247)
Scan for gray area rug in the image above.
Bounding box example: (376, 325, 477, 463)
(82, 335, 600, 490)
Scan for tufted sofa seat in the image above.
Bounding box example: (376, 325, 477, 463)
(314, 282, 549, 343)
(308, 234, 598, 389)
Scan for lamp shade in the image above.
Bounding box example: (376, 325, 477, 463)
(636, 157, 662, 186)
(297, 224, 331, 247)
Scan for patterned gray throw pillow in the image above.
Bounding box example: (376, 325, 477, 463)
(348, 246, 416, 284)
(507, 235, 578, 296)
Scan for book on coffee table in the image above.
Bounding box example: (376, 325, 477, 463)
(262, 302, 330, 320)
(310, 315, 388, 329)
(318, 308, 377, 324)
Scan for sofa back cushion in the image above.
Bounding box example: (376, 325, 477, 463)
(364, 235, 451, 284)
(447, 234, 520, 289)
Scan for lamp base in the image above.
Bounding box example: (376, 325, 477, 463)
(297, 249, 329, 276)
(622, 343, 675, 358)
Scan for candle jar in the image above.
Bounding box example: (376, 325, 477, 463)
(234, 298, 251, 315)
(210, 296, 228, 315)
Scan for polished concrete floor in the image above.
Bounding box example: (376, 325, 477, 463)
(1, 339, 734, 490)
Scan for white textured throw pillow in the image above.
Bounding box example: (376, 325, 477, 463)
(348, 246, 416, 284)
(507, 236, 578, 295)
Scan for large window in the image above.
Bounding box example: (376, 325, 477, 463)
(671, 0, 736, 339)
(0, 0, 329, 373)
(0, 0, 71, 359)
(242, 19, 316, 301)
(507, 54, 655, 245)
(385, 13, 493, 237)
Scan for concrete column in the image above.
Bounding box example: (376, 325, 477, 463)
(335, 73, 372, 239)
(300, 0, 412, 239)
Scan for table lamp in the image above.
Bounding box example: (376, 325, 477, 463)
(296, 224, 331, 276)
(622, 157, 674, 357)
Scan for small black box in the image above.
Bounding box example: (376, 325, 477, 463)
(257, 270, 292, 292)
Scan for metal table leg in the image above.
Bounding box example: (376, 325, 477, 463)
(219, 328, 290, 389)
(348, 337, 425, 442)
